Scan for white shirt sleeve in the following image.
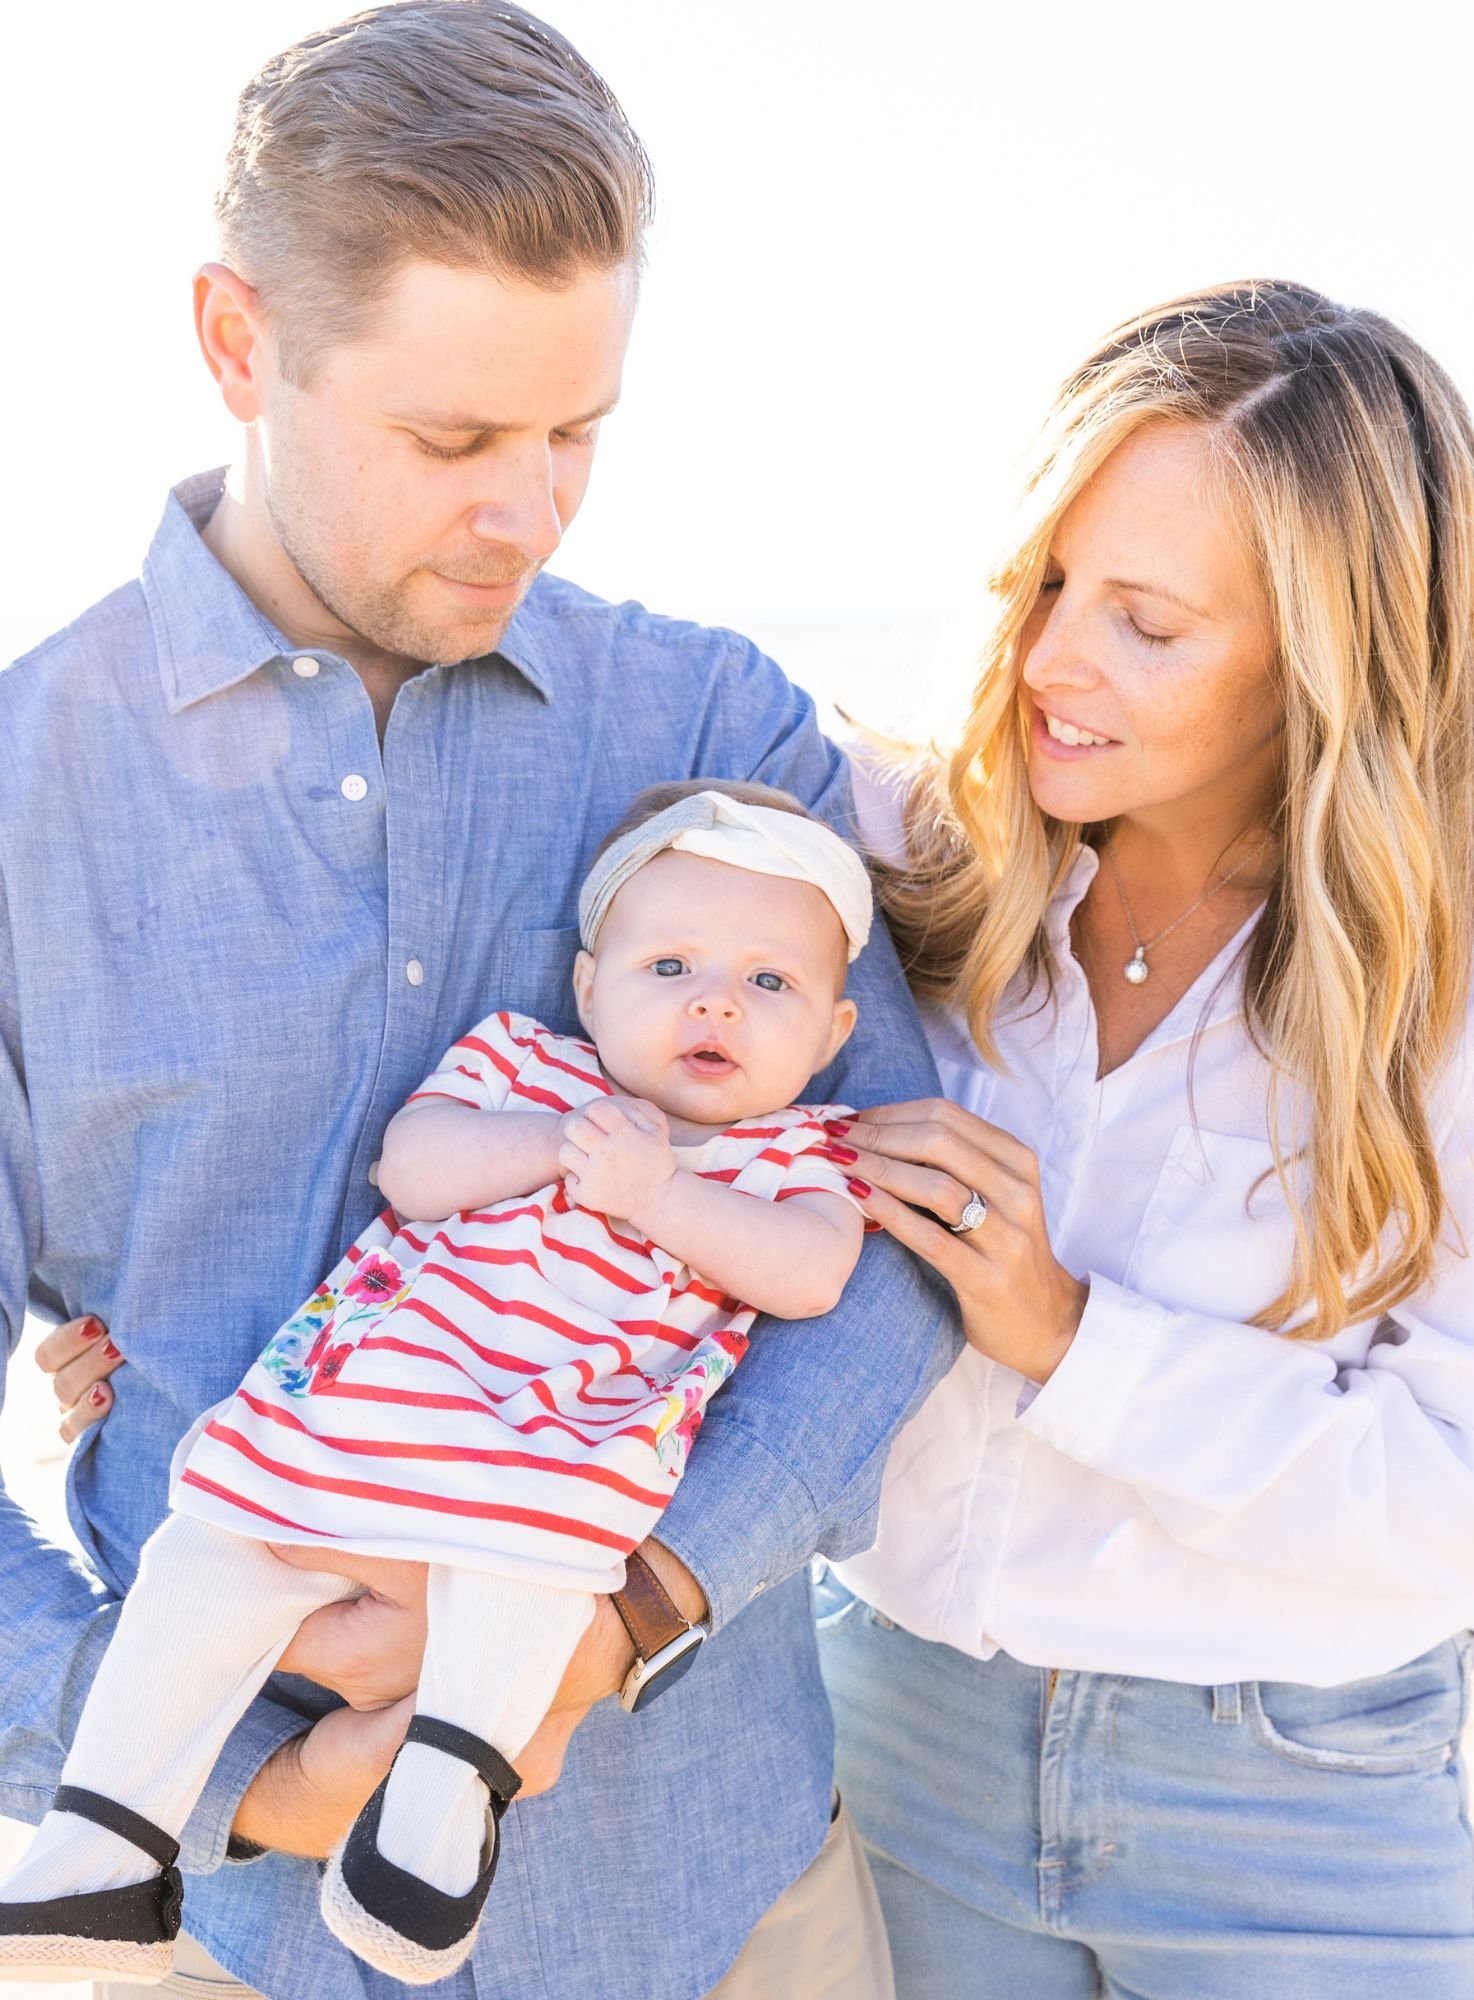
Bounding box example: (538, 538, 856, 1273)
(1020, 1034, 1474, 1601)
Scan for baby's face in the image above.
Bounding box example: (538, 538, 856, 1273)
(573, 850, 858, 1131)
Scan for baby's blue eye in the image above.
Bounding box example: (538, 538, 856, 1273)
(751, 971, 786, 993)
(652, 957, 686, 977)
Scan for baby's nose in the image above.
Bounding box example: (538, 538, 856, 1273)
(689, 985, 741, 1021)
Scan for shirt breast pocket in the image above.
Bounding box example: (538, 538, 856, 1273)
(1122, 1125, 1298, 1325)
(490, 925, 585, 1037)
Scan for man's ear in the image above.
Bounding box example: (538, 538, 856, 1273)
(572, 949, 597, 1038)
(821, 995, 858, 1069)
(193, 262, 269, 423)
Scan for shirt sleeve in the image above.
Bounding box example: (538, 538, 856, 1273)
(771, 1117, 868, 1212)
(1019, 1035, 1474, 1602)
(404, 1009, 539, 1113)
(654, 645, 961, 1631)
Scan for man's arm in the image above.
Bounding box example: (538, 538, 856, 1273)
(653, 644, 961, 1630)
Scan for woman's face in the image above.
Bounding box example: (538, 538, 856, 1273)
(1020, 422, 1282, 833)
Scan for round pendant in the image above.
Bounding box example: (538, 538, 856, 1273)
(1124, 952, 1149, 985)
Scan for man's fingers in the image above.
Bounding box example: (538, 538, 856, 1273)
(266, 1546, 428, 1601)
(33, 1315, 109, 1378)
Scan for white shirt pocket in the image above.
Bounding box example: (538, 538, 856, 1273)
(1122, 1126, 1301, 1326)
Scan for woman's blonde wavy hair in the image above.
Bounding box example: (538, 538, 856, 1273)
(886, 280, 1474, 1339)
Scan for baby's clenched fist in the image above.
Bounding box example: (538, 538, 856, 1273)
(558, 1097, 678, 1223)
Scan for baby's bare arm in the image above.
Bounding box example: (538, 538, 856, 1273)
(634, 1177, 863, 1321)
(377, 1102, 563, 1222)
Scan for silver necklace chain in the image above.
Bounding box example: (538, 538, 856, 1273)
(1102, 829, 1273, 985)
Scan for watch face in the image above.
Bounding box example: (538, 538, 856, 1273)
(627, 1632, 704, 1712)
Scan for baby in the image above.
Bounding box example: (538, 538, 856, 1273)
(0, 781, 872, 1988)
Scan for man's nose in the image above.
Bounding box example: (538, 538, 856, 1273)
(466, 445, 564, 564)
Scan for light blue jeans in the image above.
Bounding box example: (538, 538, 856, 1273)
(816, 1570, 1474, 1998)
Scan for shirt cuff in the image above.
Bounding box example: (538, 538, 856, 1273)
(1017, 1273, 1174, 1467)
(175, 1695, 312, 1876)
(652, 1415, 820, 1636)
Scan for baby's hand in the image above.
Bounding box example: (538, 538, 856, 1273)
(558, 1098, 677, 1223)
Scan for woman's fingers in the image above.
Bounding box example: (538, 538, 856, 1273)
(836, 1101, 1038, 1185)
(852, 1180, 977, 1291)
(58, 1383, 114, 1445)
(35, 1315, 124, 1439)
(844, 1150, 978, 1230)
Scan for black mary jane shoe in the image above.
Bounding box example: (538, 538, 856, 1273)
(0, 1785, 183, 1983)
(320, 1715, 522, 1984)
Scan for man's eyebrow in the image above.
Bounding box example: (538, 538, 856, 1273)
(1105, 576, 1214, 620)
(390, 396, 620, 432)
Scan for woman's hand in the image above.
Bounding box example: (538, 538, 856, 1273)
(35, 1314, 125, 1441)
(828, 1100, 1087, 1384)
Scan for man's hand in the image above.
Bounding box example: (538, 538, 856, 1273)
(558, 1097, 677, 1221)
(35, 1314, 125, 1442)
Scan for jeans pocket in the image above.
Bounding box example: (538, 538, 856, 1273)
(1246, 1639, 1467, 1774)
(812, 1563, 868, 1634)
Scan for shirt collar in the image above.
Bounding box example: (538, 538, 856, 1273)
(143, 468, 555, 711)
(144, 472, 291, 713)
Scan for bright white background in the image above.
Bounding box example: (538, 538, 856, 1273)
(3, 7, 1474, 1980)
(4, 0, 1473, 727)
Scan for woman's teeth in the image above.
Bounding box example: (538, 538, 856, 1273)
(1044, 711, 1111, 748)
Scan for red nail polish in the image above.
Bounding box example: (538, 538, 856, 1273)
(847, 1178, 872, 1199)
(81, 1318, 105, 1340)
(102, 1340, 121, 1359)
(827, 1143, 859, 1165)
(825, 1118, 853, 1136)
(89, 1384, 108, 1407)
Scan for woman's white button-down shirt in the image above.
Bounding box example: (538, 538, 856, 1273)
(839, 784, 1474, 1685)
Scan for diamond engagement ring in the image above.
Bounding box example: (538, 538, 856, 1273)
(951, 1190, 988, 1234)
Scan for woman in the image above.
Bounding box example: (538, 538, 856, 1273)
(816, 279, 1474, 1995)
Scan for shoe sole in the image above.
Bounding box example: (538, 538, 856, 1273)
(319, 1845, 481, 1986)
(0, 1931, 175, 1984)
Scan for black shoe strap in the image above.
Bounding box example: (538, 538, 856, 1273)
(52, 1787, 181, 1873)
(404, 1717, 522, 1807)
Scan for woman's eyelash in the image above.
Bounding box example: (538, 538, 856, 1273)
(1127, 615, 1171, 648)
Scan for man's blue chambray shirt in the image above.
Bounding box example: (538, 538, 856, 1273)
(0, 473, 951, 2000)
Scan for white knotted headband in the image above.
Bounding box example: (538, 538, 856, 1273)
(578, 790, 874, 964)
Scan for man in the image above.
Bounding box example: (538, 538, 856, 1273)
(1, 6, 950, 1995)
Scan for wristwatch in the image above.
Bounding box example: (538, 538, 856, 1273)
(610, 1551, 706, 1712)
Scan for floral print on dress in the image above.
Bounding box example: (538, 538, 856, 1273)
(255, 1255, 412, 1397)
(653, 1326, 750, 1476)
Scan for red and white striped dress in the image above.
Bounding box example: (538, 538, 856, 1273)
(172, 1012, 858, 1590)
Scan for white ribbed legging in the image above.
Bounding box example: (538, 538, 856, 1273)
(2, 1513, 592, 1902)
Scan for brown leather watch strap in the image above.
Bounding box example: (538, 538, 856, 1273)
(610, 1551, 691, 1662)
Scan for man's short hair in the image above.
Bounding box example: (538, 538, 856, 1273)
(216, 0, 654, 382)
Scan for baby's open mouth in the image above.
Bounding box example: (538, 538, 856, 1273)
(682, 1045, 736, 1077)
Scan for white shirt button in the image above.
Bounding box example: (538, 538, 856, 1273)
(405, 959, 425, 986)
(291, 656, 319, 679)
(367, 1159, 380, 1187)
(340, 774, 369, 802)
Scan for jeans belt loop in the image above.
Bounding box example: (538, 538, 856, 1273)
(1211, 1681, 1243, 1724)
